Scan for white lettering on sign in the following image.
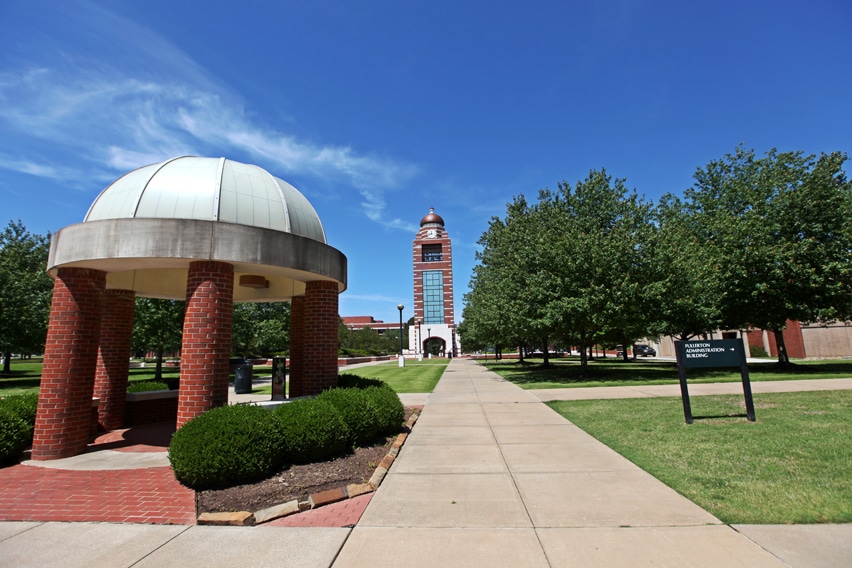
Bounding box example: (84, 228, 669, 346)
(683, 344, 737, 358)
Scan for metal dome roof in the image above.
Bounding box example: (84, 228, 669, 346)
(419, 207, 445, 227)
(85, 156, 327, 243)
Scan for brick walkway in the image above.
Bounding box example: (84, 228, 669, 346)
(0, 464, 196, 524)
(267, 493, 373, 527)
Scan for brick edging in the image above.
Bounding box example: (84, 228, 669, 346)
(197, 408, 420, 526)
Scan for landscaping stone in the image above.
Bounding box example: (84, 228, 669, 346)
(197, 511, 254, 526)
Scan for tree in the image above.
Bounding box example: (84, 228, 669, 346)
(132, 298, 185, 379)
(650, 194, 723, 341)
(0, 221, 52, 373)
(232, 302, 291, 358)
(686, 147, 852, 365)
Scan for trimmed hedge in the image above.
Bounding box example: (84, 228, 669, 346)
(274, 399, 349, 464)
(0, 410, 29, 466)
(127, 380, 170, 393)
(0, 394, 38, 465)
(316, 387, 380, 447)
(363, 385, 405, 436)
(169, 404, 286, 489)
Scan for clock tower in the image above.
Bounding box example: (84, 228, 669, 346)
(410, 208, 459, 357)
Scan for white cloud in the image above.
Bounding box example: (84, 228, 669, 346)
(0, 2, 419, 230)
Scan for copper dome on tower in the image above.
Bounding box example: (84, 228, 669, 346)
(420, 207, 445, 227)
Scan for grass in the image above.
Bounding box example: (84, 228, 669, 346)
(484, 357, 852, 389)
(341, 358, 448, 393)
(547, 390, 852, 524)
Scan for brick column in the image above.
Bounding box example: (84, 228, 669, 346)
(93, 289, 136, 431)
(177, 261, 234, 427)
(288, 295, 306, 398)
(302, 280, 339, 395)
(31, 268, 106, 460)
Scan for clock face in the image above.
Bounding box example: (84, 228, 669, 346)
(427, 229, 437, 238)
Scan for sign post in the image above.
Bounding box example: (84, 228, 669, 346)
(674, 339, 756, 424)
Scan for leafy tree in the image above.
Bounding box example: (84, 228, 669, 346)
(132, 298, 185, 379)
(232, 302, 291, 358)
(0, 221, 52, 373)
(650, 194, 723, 341)
(686, 147, 852, 365)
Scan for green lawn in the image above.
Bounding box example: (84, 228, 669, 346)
(340, 359, 448, 393)
(485, 357, 852, 389)
(548, 390, 852, 524)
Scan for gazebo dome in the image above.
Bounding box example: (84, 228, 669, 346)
(420, 207, 444, 227)
(85, 156, 326, 243)
(47, 157, 347, 302)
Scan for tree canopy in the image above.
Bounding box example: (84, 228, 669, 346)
(461, 148, 852, 366)
(0, 220, 52, 373)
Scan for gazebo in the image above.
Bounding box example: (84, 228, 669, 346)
(31, 157, 347, 460)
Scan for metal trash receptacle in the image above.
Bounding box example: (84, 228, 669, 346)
(234, 364, 253, 394)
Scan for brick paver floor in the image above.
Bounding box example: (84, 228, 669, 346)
(0, 463, 196, 524)
(267, 493, 373, 527)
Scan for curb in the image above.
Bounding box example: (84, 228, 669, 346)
(197, 408, 420, 527)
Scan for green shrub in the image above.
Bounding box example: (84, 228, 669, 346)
(316, 387, 380, 447)
(0, 409, 30, 466)
(127, 381, 170, 393)
(169, 404, 286, 489)
(363, 384, 405, 436)
(0, 394, 38, 431)
(749, 345, 770, 358)
(338, 373, 384, 389)
(274, 399, 349, 464)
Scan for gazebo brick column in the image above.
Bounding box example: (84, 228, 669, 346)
(93, 289, 136, 431)
(302, 280, 339, 395)
(288, 295, 306, 398)
(177, 260, 234, 428)
(31, 268, 106, 460)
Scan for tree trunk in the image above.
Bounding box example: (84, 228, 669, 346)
(518, 345, 525, 364)
(155, 346, 164, 380)
(623, 336, 631, 362)
(579, 332, 589, 374)
(2, 352, 10, 374)
(542, 337, 550, 368)
(773, 329, 792, 367)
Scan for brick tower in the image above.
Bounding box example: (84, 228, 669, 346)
(410, 208, 459, 357)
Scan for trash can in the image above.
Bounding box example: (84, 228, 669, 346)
(234, 364, 253, 394)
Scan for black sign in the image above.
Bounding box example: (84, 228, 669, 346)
(674, 338, 755, 424)
(677, 339, 741, 368)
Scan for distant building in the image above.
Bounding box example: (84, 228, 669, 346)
(409, 208, 460, 357)
(340, 315, 398, 335)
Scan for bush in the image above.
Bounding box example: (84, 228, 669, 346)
(338, 373, 384, 389)
(316, 387, 380, 447)
(274, 399, 349, 464)
(0, 394, 38, 462)
(749, 345, 770, 358)
(363, 385, 405, 436)
(0, 409, 30, 466)
(169, 404, 286, 489)
(127, 381, 170, 393)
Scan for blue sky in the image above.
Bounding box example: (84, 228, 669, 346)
(1, 1, 850, 325)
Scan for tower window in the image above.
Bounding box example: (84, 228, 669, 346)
(422, 244, 443, 262)
(423, 270, 444, 324)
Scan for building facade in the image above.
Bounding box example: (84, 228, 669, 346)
(409, 208, 459, 356)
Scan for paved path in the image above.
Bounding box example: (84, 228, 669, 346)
(0, 359, 850, 567)
(334, 358, 852, 567)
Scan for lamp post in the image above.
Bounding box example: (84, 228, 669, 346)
(426, 327, 431, 359)
(397, 304, 405, 367)
(416, 319, 422, 361)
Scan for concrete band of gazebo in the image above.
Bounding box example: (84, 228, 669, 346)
(31, 158, 347, 461)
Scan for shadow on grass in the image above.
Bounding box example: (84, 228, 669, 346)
(483, 357, 852, 388)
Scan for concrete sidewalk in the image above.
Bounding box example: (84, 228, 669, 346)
(1, 359, 850, 567)
(334, 358, 852, 567)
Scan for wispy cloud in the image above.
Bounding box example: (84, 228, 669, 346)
(0, 2, 418, 230)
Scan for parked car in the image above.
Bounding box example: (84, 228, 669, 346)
(634, 344, 656, 357)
